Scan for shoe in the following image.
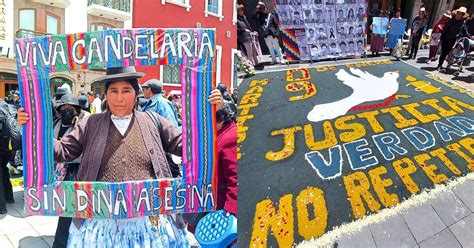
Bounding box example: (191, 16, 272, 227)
(436, 66, 442, 71)
(0, 209, 6, 214)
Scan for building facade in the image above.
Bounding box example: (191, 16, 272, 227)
(132, 0, 237, 92)
(0, 0, 133, 99)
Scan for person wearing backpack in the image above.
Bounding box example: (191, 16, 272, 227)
(0, 100, 22, 214)
(51, 94, 90, 248)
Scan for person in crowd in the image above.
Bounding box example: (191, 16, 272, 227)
(437, 7, 469, 71)
(54, 87, 69, 105)
(77, 93, 89, 112)
(87, 91, 102, 114)
(300, 45, 310, 58)
(231, 88, 238, 104)
(315, 9, 325, 23)
(357, 7, 365, 21)
(428, 11, 452, 62)
(0, 100, 21, 214)
(347, 26, 356, 38)
(215, 102, 237, 218)
(347, 8, 355, 21)
(142, 79, 182, 177)
(142, 79, 180, 128)
(217, 83, 234, 104)
(310, 44, 320, 59)
(327, 9, 335, 22)
(307, 28, 317, 43)
(304, 9, 315, 23)
(278, 10, 290, 26)
(293, 11, 304, 25)
(255, 2, 285, 64)
(408, 7, 428, 59)
(370, 10, 387, 56)
(318, 27, 328, 40)
(52, 94, 90, 248)
(330, 43, 338, 56)
(357, 40, 365, 52)
(339, 42, 348, 56)
(348, 41, 356, 54)
(320, 43, 329, 56)
(386, 8, 403, 53)
(337, 9, 346, 22)
(11, 91, 20, 110)
(237, 4, 259, 66)
(357, 24, 364, 37)
(338, 26, 346, 39)
(17, 66, 223, 247)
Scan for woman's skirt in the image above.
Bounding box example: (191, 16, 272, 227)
(67, 215, 190, 248)
(371, 34, 385, 53)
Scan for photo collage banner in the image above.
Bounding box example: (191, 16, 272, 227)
(275, 0, 367, 61)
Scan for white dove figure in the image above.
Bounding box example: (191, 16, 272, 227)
(307, 67, 399, 122)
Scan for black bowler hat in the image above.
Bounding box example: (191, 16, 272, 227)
(94, 66, 145, 84)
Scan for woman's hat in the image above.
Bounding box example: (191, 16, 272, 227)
(94, 66, 145, 84)
(55, 94, 81, 112)
(419, 7, 426, 12)
(454, 7, 469, 18)
(443, 10, 452, 18)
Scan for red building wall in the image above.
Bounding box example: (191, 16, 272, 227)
(132, 0, 236, 92)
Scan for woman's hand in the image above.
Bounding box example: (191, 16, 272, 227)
(17, 108, 29, 127)
(208, 88, 223, 110)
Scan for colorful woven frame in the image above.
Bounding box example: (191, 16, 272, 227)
(15, 28, 218, 218)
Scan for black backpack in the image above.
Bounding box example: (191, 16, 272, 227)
(0, 101, 22, 151)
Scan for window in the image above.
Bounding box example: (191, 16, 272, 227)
(19, 9, 35, 31)
(161, 64, 181, 85)
(90, 23, 116, 31)
(205, 0, 223, 21)
(46, 14, 59, 34)
(232, 0, 237, 25)
(162, 0, 191, 11)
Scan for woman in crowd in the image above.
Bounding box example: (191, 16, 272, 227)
(408, 7, 428, 60)
(370, 10, 386, 56)
(428, 11, 452, 62)
(386, 8, 402, 53)
(237, 4, 259, 65)
(18, 66, 222, 247)
(437, 7, 469, 71)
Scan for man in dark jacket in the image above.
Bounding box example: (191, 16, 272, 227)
(255, 2, 285, 64)
(437, 7, 469, 70)
(52, 94, 90, 248)
(237, 4, 259, 65)
(0, 100, 21, 214)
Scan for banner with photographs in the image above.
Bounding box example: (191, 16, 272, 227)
(275, 0, 367, 61)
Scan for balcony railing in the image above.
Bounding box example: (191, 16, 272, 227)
(87, 0, 130, 13)
(16, 29, 49, 39)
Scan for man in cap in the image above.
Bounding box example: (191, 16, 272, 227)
(255, 1, 286, 64)
(141, 79, 180, 128)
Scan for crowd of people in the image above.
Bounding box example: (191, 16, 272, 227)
(236, 2, 474, 77)
(368, 5, 474, 75)
(0, 66, 239, 247)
